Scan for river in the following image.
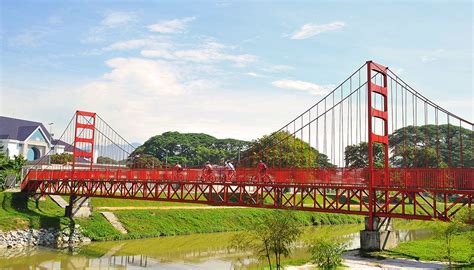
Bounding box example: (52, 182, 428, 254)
(0, 224, 432, 269)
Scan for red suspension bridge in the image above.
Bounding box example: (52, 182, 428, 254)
(21, 61, 473, 230)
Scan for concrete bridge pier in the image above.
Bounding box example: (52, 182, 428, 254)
(65, 195, 92, 218)
(360, 217, 398, 251)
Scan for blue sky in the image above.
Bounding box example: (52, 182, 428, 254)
(1, 0, 472, 143)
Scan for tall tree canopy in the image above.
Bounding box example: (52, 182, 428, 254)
(243, 131, 334, 168)
(345, 142, 385, 168)
(132, 131, 250, 166)
(345, 124, 473, 168)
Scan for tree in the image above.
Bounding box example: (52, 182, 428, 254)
(230, 211, 302, 270)
(50, 153, 73, 165)
(127, 154, 162, 168)
(0, 145, 10, 189)
(97, 156, 119, 165)
(0, 145, 10, 170)
(344, 124, 473, 168)
(0, 148, 26, 190)
(345, 142, 385, 168)
(308, 237, 346, 269)
(132, 132, 250, 166)
(389, 124, 472, 168)
(243, 131, 334, 168)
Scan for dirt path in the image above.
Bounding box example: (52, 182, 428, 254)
(95, 206, 246, 210)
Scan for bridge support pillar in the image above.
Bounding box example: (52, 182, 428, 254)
(65, 195, 92, 218)
(360, 217, 398, 251)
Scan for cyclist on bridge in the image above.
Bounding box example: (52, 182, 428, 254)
(224, 160, 236, 181)
(174, 162, 183, 172)
(202, 161, 214, 181)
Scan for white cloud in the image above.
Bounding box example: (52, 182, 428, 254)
(421, 49, 445, 62)
(102, 38, 171, 51)
(83, 57, 187, 96)
(262, 64, 294, 73)
(147, 17, 196, 33)
(272, 79, 333, 95)
(102, 11, 135, 28)
(103, 39, 149, 51)
(141, 41, 257, 66)
(2, 56, 326, 144)
(141, 48, 175, 59)
(291, 21, 345, 40)
(246, 72, 267, 78)
(81, 12, 136, 44)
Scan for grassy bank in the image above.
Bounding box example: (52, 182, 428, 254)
(78, 207, 364, 241)
(380, 231, 474, 266)
(0, 191, 364, 241)
(0, 192, 70, 231)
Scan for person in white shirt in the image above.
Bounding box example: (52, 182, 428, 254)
(224, 160, 236, 181)
(225, 160, 235, 171)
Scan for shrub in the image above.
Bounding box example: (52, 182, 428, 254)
(308, 237, 346, 269)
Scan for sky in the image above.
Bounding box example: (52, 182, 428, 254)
(0, 0, 472, 144)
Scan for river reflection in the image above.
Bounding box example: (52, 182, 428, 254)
(0, 224, 432, 270)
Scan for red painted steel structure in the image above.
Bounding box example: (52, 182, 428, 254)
(21, 167, 473, 221)
(367, 61, 390, 230)
(72, 111, 96, 171)
(20, 61, 474, 226)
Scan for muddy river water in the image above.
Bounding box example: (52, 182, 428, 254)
(0, 224, 432, 269)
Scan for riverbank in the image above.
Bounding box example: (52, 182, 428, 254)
(0, 225, 451, 269)
(2, 191, 471, 268)
(0, 191, 364, 242)
(378, 230, 473, 266)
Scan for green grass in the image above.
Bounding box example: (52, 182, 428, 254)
(0, 192, 70, 231)
(75, 212, 123, 241)
(379, 231, 474, 265)
(100, 208, 364, 241)
(0, 192, 363, 242)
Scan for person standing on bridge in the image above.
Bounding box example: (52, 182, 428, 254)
(257, 160, 267, 182)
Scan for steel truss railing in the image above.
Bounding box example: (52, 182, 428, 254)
(22, 175, 472, 221)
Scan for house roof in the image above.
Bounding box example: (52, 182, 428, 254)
(0, 116, 51, 142)
(52, 139, 76, 152)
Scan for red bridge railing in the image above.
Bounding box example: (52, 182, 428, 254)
(22, 167, 473, 191)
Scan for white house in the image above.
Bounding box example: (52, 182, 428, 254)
(0, 116, 72, 161)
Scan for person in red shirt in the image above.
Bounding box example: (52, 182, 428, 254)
(257, 160, 267, 174)
(257, 160, 267, 182)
